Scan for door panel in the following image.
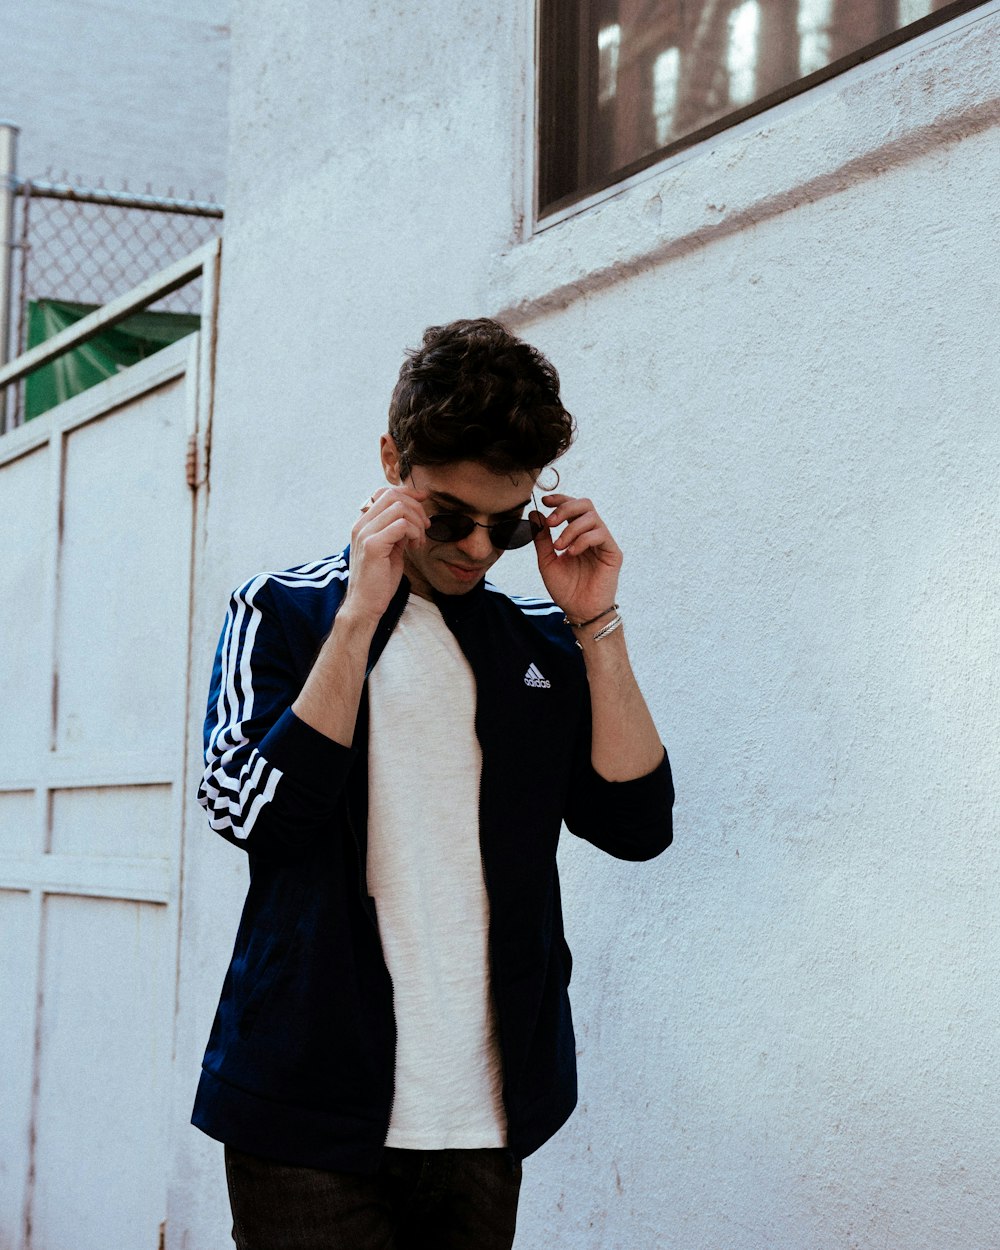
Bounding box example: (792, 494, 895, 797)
(48, 784, 174, 859)
(0, 792, 34, 857)
(31, 894, 172, 1250)
(0, 889, 35, 1243)
(55, 376, 190, 755)
(0, 444, 51, 762)
(0, 337, 202, 1250)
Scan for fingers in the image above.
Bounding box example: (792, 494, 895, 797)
(555, 517, 607, 557)
(352, 487, 429, 550)
(539, 494, 595, 535)
(538, 495, 621, 559)
(539, 492, 578, 511)
(548, 502, 600, 551)
(531, 509, 558, 569)
(364, 507, 426, 548)
(359, 484, 427, 515)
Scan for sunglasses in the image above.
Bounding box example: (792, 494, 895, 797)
(425, 511, 542, 551)
(407, 469, 542, 551)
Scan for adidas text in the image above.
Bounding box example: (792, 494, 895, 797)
(524, 663, 551, 689)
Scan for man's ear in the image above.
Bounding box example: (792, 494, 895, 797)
(380, 434, 403, 485)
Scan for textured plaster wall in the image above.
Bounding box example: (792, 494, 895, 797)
(506, 123, 1000, 1249)
(3, 0, 229, 195)
(176, 2, 1000, 1246)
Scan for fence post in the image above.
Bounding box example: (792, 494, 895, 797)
(0, 121, 19, 435)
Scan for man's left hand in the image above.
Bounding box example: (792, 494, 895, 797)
(532, 493, 622, 623)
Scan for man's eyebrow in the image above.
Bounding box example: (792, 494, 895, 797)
(429, 489, 531, 517)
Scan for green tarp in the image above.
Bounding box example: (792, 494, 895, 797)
(25, 299, 200, 421)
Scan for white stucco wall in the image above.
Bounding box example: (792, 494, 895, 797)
(507, 120, 1000, 1249)
(174, 2, 1000, 1247)
(4, 0, 229, 195)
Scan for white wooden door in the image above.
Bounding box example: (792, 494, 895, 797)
(0, 335, 205, 1250)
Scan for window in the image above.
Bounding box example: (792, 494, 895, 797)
(537, 0, 987, 218)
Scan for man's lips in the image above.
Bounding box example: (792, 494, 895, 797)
(443, 560, 488, 578)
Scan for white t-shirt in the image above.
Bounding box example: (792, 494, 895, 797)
(366, 593, 507, 1149)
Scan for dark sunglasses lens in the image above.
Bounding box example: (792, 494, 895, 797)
(426, 514, 475, 543)
(490, 518, 538, 550)
(425, 513, 541, 550)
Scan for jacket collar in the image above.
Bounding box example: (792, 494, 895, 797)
(430, 572, 488, 625)
(342, 543, 490, 675)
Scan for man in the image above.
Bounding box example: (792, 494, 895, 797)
(193, 318, 673, 1249)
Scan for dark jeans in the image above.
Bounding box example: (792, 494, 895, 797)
(225, 1144, 522, 1250)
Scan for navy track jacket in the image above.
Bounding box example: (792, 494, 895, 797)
(192, 547, 674, 1172)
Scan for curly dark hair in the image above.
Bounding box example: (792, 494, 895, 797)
(387, 318, 575, 476)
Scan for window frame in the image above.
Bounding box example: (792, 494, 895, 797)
(536, 0, 992, 223)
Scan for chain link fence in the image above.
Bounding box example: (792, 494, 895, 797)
(15, 180, 222, 335)
(1, 127, 223, 430)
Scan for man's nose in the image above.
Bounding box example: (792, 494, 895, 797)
(456, 524, 494, 562)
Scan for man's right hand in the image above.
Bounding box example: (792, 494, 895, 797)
(291, 485, 428, 747)
(340, 485, 429, 626)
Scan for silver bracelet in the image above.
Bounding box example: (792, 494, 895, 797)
(592, 613, 623, 642)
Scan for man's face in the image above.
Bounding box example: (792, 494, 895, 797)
(398, 459, 538, 598)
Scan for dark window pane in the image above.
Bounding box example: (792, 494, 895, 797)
(538, 0, 988, 216)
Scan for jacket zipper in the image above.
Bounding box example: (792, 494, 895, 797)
(346, 797, 397, 1151)
(473, 707, 516, 1165)
(342, 578, 409, 1153)
(438, 592, 517, 1164)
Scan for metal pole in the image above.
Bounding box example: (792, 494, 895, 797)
(19, 180, 223, 218)
(0, 121, 19, 434)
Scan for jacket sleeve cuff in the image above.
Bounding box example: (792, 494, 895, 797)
(592, 747, 673, 810)
(569, 748, 674, 860)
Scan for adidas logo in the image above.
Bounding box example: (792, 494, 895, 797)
(523, 663, 551, 689)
